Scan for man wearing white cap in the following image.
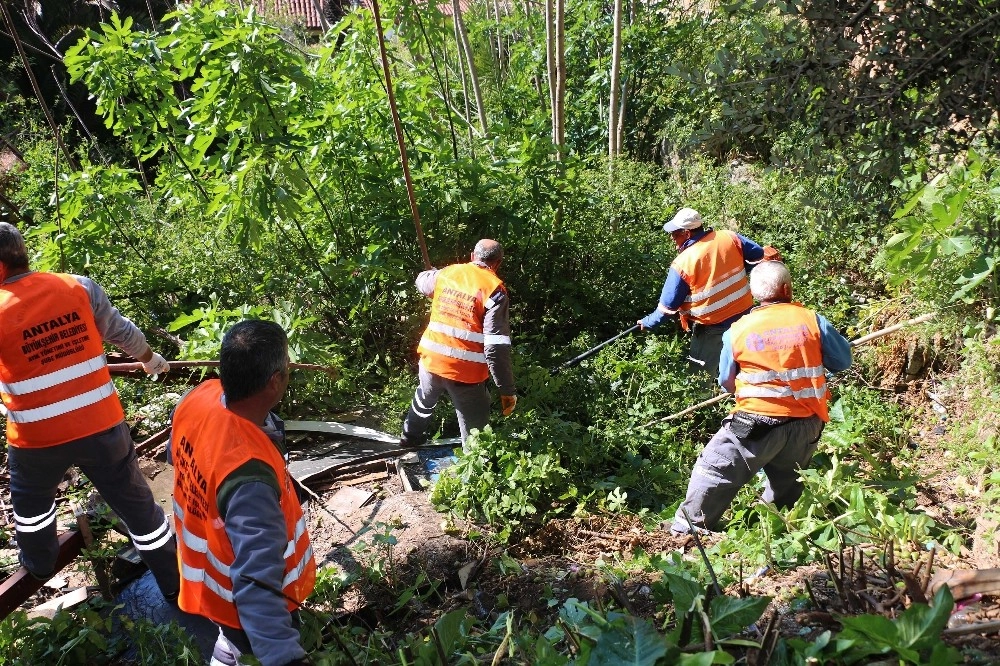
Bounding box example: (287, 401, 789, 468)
(638, 207, 778, 379)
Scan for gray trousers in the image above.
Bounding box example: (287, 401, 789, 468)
(402, 364, 490, 445)
(210, 617, 303, 666)
(8, 421, 179, 597)
(671, 414, 824, 533)
(210, 626, 254, 666)
(689, 323, 727, 380)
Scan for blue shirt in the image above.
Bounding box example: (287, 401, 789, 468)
(717, 308, 853, 393)
(641, 230, 765, 329)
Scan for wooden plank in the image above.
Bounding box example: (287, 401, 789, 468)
(325, 487, 374, 515)
(0, 530, 85, 619)
(136, 427, 171, 456)
(28, 587, 90, 619)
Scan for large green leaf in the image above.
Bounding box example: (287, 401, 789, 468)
(589, 616, 669, 666)
(708, 596, 771, 639)
(677, 650, 736, 665)
(662, 571, 704, 615)
(896, 585, 953, 650)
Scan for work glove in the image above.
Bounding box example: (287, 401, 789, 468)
(141, 352, 170, 376)
(501, 394, 517, 416)
(762, 245, 783, 262)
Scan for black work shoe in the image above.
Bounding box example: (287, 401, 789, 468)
(399, 436, 425, 448)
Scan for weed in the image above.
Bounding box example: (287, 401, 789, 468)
(0, 600, 199, 665)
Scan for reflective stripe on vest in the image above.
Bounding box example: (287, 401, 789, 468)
(687, 267, 753, 318)
(6, 381, 117, 424)
(730, 303, 829, 421)
(671, 231, 754, 327)
(736, 385, 828, 401)
(419, 339, 487, 364)
(0, 273, 124, 447)
(418, 263, 505, 383)
(0, 355, 107, 395)
(737, 365, 825, 384)
(427, 321, 485, 343)
(171, 380, 316, 628)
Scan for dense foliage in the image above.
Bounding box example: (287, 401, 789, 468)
(2, 0, 999, 662)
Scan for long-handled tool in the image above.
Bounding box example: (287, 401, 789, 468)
(551, 324, 640, 375)
(640, 312, 936, 427)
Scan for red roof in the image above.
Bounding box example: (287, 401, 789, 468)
(251, 0, 474, 31)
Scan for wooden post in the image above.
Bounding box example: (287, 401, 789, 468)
(370, 0, 432, 270)
(72, 504, 113, 601)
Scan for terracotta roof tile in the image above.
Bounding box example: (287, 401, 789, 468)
(249, 0, 473, 31)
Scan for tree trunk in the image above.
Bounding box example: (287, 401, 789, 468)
(554, 0, 566, 156)
(617, 78, 628, 153)
(545, 0, 556, 144)
(491, 0, 503, 75)
(608, 0, 623, 161)
(453, 0, 489, 137)
(452, 10, 476, 147)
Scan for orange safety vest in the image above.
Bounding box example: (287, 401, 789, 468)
(671, 230, 754, 330)
(729, 302, 830, 421)
(417, 263, 505, 383)
(171, 380, 316, 628)
(0, 273, 124, 448)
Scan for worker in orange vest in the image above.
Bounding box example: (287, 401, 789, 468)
(669, 261, 852, 534)
(400, 239, 516, 448)
(0, 222, 177, 598)
(638, 208, 779, 379)
(170, 320, 315, 666)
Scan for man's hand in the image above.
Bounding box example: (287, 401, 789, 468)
(141, 352, 170, 376)
(501, 394, 517, 416)
(636, 320, 646, 331)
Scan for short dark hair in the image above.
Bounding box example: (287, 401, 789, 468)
(220, 320, 288, 402)
(0, 222, 30, 271)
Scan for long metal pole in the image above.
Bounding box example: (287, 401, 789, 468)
(370, 0, 432, 270)
(641, 312, 936, 427)
(551, 324, 639, 375)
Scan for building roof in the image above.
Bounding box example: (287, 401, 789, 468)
(251, 0, 475, 32)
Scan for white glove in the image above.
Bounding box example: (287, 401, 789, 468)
(141, 352, 170, 376)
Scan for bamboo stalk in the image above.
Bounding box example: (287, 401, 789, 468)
(849, 312, 935, 346)
(608, 0, 623, 161)
(370, 0, 432, 269)
(107, 360, 338, 376)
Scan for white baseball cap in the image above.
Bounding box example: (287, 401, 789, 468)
(663, 207, 703, 233)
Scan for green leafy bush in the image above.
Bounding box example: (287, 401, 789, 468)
(431, 423, 574, 541)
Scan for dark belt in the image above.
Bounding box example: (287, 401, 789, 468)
(727, 411, 792, 440)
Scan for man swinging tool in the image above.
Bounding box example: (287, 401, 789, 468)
(0, 222, 176, 598)
(400, 239, 516, 448)
(669, 261, 852, 534)
(637, 208, 779, 379)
